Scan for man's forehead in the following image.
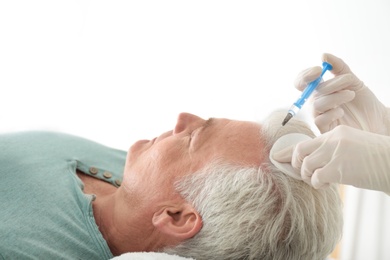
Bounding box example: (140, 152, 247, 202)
(217, 120, 264, 165)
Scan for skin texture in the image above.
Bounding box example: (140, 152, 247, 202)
(123, 112, 264, 201)
(82, 112, 265, 256)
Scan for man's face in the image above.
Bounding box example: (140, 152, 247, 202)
(123, 113, 264, 203)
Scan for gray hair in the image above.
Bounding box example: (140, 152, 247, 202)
(164, 111, 343, 260)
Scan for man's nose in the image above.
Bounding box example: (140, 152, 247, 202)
(173, 113, 204, 135)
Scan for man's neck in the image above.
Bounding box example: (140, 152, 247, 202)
(92, 189, 163, 256)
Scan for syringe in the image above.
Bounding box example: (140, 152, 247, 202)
(282, 61, 333, 126)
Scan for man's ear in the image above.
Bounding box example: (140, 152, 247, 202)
(152, 203, 202, 240)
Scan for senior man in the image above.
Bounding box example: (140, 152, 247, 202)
(0, 111, 343, 260)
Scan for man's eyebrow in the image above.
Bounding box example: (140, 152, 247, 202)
(190, 118, 215, 148)
(203, 117, 215, 130)
(202, 118, 215, 132)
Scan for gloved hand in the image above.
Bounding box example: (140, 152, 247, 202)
(272, 125, 390, 194)
(295, 53, 390, 135)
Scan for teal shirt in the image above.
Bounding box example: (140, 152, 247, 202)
(0, 131, 127, 259)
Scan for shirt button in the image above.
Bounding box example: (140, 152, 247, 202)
(89, 167, 99, 175)
(103, 171, 112, 179)
(115, 179, 122, 186)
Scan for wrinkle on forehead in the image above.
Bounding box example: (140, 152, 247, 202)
(226, 123, 265, 166)
(203, 120, 265, 167)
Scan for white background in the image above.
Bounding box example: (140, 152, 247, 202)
(1, 1, 390, 259)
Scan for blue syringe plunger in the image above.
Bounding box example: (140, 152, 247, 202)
(282, 61, 333, 126)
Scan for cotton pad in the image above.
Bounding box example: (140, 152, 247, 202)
(269, 133, 312, 180)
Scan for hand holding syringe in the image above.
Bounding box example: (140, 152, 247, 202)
(282, 62, 333, 126)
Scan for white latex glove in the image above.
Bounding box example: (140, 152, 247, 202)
(295, 53, 390, 135)
(273, 125, 390, 194)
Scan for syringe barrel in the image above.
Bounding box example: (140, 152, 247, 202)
(293, 77, 322, 108)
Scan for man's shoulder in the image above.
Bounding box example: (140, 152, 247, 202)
(0, 130, 126, 159)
